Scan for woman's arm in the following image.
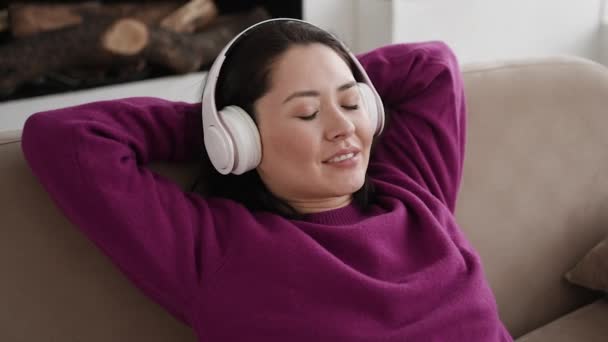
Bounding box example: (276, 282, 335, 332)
(357, 42, 467, 213)
(21, 97, 228, 325)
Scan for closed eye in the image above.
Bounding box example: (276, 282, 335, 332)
(298, 104, 358, 120)
(299, 111, 318, 120)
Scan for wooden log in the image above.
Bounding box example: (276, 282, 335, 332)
(0, 7, 270, 97)
(9, 2, 99, 37)
(103, 2, 186, 26)
(160, 0, 219, 33)
(49, 60, 148, 88)
(0, 9, 8, 33)
(0, 15, 138, 97)
(104, 7, 270, 72)
(8, 1, 183, 38)
(102, 18, 149, 56)
(147, 7, 270, 72)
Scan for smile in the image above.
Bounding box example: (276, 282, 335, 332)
(326, 152, 356, 163)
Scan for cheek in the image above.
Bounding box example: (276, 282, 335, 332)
(358, 112, 376, 146)
(260, 127, 317, 167)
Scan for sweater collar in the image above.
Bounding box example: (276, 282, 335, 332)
(297, 202, 366, 225)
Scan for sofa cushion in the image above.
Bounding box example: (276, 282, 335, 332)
(565, 235, 608, 292)
(515, 299, 608, 341)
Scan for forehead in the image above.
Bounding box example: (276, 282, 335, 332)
(269, 43, 354, 88)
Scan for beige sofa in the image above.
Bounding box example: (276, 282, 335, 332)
(1, 55, 608, 341)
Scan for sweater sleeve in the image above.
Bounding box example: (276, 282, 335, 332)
(21, 97, 228, 326)
(357, 42, 467, 213)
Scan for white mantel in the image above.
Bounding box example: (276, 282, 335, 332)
(0, 72, 207, 131)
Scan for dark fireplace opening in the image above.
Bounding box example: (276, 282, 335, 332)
(0, 0, 302, 102)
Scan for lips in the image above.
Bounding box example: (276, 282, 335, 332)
(323, 147, 360, 163)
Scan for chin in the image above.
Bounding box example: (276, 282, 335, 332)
(333, 178, 366, 195)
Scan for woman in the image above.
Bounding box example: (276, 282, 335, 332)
(21, 19, 513, 341)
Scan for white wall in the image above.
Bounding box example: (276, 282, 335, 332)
(305, 0, 607, 65)
(392, 0, 603, 64)
(303, 0, 358, 48)
(599, 0, 608, 63)
(303, 0, 392, 53)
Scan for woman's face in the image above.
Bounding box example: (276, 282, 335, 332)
(254, 43, 374, 213)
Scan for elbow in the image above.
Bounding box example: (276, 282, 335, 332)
(421, 41, 460, 70)
(21, 112, 71, 169)
(22, 112, 50, 159)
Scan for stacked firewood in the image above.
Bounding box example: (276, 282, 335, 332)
(0, 1, 270, 98)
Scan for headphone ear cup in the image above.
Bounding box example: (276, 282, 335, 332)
(218, 106, 262, 175)
(358, 82, 380, 135)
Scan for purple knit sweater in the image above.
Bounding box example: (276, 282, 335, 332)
(22, 42, 513, 341)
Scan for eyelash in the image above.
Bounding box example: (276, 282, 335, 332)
(299, 104, 359, 121)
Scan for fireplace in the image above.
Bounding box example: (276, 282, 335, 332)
(0, 0, 302, 102)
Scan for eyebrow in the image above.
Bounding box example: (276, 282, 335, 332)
(282, 81, 357, 104)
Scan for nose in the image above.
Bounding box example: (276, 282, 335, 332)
(324, 104, 356, 141)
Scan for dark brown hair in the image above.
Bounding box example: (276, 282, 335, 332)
(194, 20, 376, 219)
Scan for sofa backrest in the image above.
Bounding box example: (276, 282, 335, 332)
(0, 130, 200, 341)
(457, 56, 608, 337)
(1, 56, 608, 340)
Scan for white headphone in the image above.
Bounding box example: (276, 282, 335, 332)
(201, 18, 385, 175)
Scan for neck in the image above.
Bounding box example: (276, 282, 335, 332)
(287, 195, 353, 214)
